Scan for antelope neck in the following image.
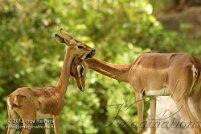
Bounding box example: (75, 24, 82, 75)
(86, 58, 131, 82)
(56, 48, 74, 95)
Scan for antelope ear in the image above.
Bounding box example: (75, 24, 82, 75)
(60, 28, 73, 41)
(55, 34, 71, 46)
(55, 34, 65, 43)
(55, 28, 74, 46)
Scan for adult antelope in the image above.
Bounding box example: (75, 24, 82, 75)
(6, 29, 95, 134)
(85, 53, 201, 134)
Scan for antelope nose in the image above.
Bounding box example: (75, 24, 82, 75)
(91, 49, 96, 56)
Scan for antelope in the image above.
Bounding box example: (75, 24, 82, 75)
(6, 29, 95, 134)
(85, 53, 201, 134)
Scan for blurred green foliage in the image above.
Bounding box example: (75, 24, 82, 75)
(0, 0, 201, 134)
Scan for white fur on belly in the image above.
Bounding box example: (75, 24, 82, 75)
(145, 88, 171, 96)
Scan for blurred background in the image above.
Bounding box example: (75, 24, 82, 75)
(0, 0, 201, 133)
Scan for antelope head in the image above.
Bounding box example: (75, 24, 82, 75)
(55, 28, 95, 60)
(70, 57, 87, 91)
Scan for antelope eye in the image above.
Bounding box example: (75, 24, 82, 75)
(78, 45, 84, 49)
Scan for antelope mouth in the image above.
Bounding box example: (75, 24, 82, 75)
(82, 49, 96, 60)
(80, 87, 85, 92)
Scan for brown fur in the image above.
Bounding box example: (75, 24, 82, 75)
(6, 29, 94, 134)
(86, 53, 201, 134)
